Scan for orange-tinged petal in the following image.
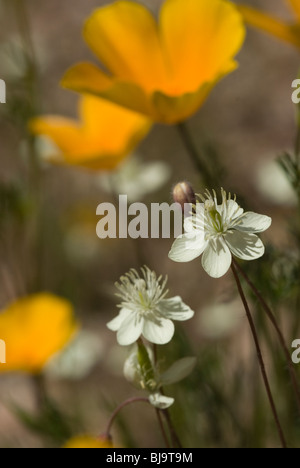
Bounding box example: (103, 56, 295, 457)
(238, 5, 300, 48)
(61, 63, 152, 117)
(30, 95, 151, 170)
(288, 0, 300, 20)
(160, 0, 245, 94)
(30, 116, 82, 155)
(61, 63, 113, 96)
(0, 294, 79, 374)
(63, 436, 113, 449)
(84, 1, 168, 92)
(78, 86, 151, 143)
(152, 61, 238, 124)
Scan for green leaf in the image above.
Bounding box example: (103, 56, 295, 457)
(160, 357, 197, 386)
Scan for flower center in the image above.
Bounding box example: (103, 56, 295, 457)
(135, 281, 153, 311)
(115, 268, 169, 317)
(204, 200, 224, 233)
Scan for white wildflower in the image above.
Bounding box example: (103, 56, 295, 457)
(169, 188, 272, 278)
(107, 267, 194, 346)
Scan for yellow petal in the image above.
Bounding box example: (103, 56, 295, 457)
(61, 63, 152, 117)
(63, 436, 113, 449)
(160, 0, 245, 94)
(78, 94, 151, 153)
(288, 0, 300, 20)
(84, 1, 168, 92)
(62, 0, 245, 123)
(0, 294, 79, 374)
(30, 116, 83, 155)
(30, 95, 151, 170)
(238, 5, 300, 48)
(152, 61, 238, 124)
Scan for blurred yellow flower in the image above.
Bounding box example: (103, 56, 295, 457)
(62, 0, 245, 124)
(63, 435, 113, 449)
(30, 95, 151, 170)
(238, 0, 300, 49)
(0, 294, 79, 374)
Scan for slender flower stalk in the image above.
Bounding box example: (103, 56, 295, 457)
(177, 123, 217, 188)
(152, 344, 171, 448)
(231, 262, 287, 449)
(10, 0, 46, 293)
(11, 0, 40, 178)
(104, 397, 150, 441)
(232, 258, 300, 415)
(151, 344, 182, 449)
(155, 408, 171, 449)
(104, 394, 176, 449)
(160, 398, 183, 449)
(123, 339, 190, 447)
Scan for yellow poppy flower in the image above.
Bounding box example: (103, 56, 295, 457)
(30, 95, 151, 170)
(0, 294, 79, 374)
(61, 0, 245, 125)
(63, 435, 113, 449)
(237, 1, 300, 49)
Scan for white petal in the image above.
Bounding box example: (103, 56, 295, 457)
(234, 212, 272, 233)
(158, 297, 194, 321)
(143, 317, 175, 345)
(160, 357, 197, 386)
(169, 234, 207, 263)
(117, 313, 144, 346)
(218, 200, 243, 221)
(107, 308, 132, 331)
(184, 207, 204, 233)
(149, 393, 175, 410)
(225, 230, 265, 261)
(202, 238, 232, 278)
(184, 216, 196, 233)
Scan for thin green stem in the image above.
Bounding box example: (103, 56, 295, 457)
(159, 387, 182, 449)
(156, 409, 171, 449)
(104, 397, 150, 440)
(12, 0, 37, 65)
(233, 259, 300, 416)
(11, 0, 44, 293)
(104, 396, 172, 448)
(32, 374, 48, 410)
(152, 344, 182, 448)
(12, 0, 40, 181)
(231, 263, 287, 448)
(177, 122, 216, 188)
(161, 408, 182, 449)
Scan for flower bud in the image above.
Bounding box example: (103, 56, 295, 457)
(123, 344, 157, 392)
(123, 351, 142, 389)
(172, 181, 196, 212)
